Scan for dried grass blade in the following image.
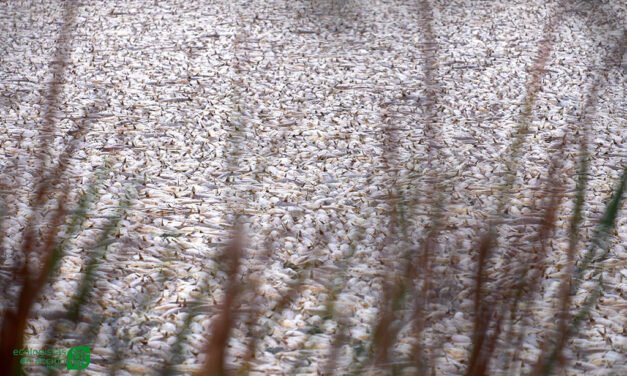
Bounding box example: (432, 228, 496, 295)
(199, 226, 244, 376)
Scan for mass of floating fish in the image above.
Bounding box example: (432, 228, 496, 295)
(0, 0, 625, 375)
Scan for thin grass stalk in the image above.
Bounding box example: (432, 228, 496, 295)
(501, 31, 624, 374)
(198, 226, 244, 376)
(498, 187, 564, 372)
(288, 281, 338, 375)
(288, 258, 353, 375)
(0, 181, 69, 376)
(194, 15, 257, 374)
(369, 200, 445, 373)
(360, 56, 409, 369)
(8, 176, 70, 353)
(32, 108, 94, 223)
(248, 271, 308, 375)
(404, 1, 449, 372)
(40, 165, 113, 353)
(44, 162, 110, 290)
(536, 276, 604, 376)
(479, 178, 568, 374)
(235, 306, 260, 376)
(361, 196, 407, 375)
(484, 168, 566, 376)
(309, 258, 358, 374)
(467, 313, 505, 376)
(159, 234, 234, 376)
(464, 3, 565, 374)
(470, 177, 565, 374)
(530, 167, 626, 376)
(574, 171, 626, 278)
(470, 4, 562, 323)
(320, 222, 365, 375)
(45, 200, 125, 358)
(159, 300, 206, 376)
(0, 160, 21, 276)
(110, 267, 167, 376)
(92, 253, 166, 373)
(31, 2, 77, 187)
(495, 2, 564, 213)
(313, 187, 371, 376)
(242, 252, 317, 376)
(528, 35, 625, 375)
(66, 197, 129, 322)
(569, 34, 624, 282)
(467, 173, 565, 376)
(407, 222, 441, 374)
(369, 191, 407, 371)
(322, 314, 349, 376)
(371, 282, 399, 367)
(541, 79, 594, 376)
(0, 10, 79, 363)
(367, 0, 449, 358)
(0, 201, 9, 295)
(19, 1, 77, 266)
(1, 242, 55, 375)
(235, 238, 294, 376)
(465, 230, 494, 376)
(0, 202, 6, 266)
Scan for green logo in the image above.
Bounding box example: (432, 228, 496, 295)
(66, 345, 91, 370)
